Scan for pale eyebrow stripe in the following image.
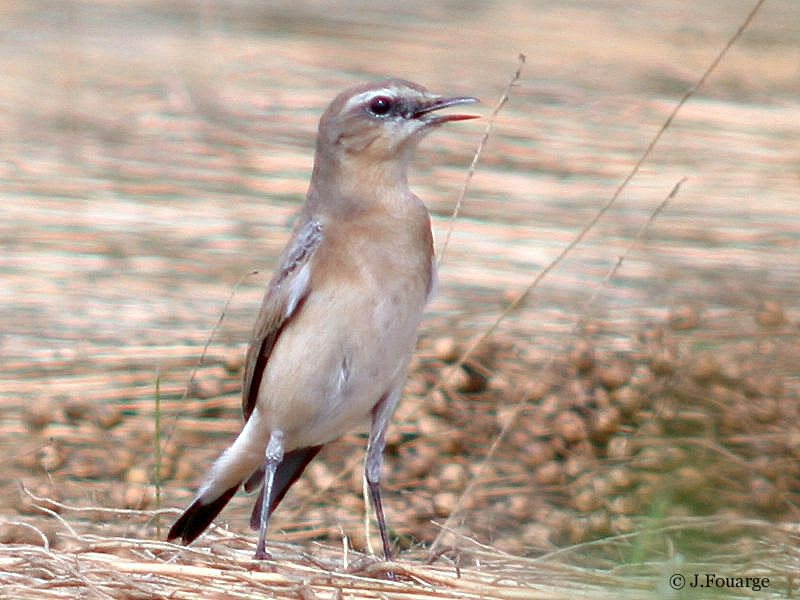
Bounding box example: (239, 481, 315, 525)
(340, 87, 398, 113)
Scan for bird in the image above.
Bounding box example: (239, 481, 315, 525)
(167, 79, 478, 560)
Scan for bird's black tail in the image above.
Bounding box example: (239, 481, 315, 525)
(168, 444, 323, 545)
(168, 484, 240, 545)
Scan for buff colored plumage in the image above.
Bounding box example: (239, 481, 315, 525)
(168, 79, 478, 560)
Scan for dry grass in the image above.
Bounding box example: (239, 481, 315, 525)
(2, 490, 798, 599)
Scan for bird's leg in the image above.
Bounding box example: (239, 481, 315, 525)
(366, 431, 392, 561)
(255, 430, 284, 560)
(366, 386, 403, 562)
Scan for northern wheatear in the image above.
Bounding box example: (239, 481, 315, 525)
(168, 79, 478, 560)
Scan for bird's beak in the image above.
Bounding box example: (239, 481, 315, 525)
(413, 96, 480, 125)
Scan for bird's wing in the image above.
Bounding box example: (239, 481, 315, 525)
(241, 217, 324, 421)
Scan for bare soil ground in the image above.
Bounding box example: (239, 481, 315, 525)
(1, 1, 799, 597)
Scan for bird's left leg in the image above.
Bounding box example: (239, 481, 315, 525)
(254, 430, 285, 559)
(365, 385, 403, 561)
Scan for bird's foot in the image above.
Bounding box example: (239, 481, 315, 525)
(346, 556, 399, 580)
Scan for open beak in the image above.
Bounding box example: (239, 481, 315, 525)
(414, 96, 480, 125)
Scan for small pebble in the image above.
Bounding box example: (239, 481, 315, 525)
(190, 377, 223, 399)
(573, 489, 600, 512)
(38, 444, 65, 472)
(432, 337, 459, 363)
(668, 305, 701, 330)
(507, 495, 532, 520)
(554, 412, 587, 443)
(94, 404, 124, 429)
(456, 364, 487, 393)
(591, 406, 621, 440)
(433, 492, 458, 517)
(608, 467, 634, 490)
(611, 515, 635, 534)
(649, 347, 676, 375)
(588, 511, 611, 535)
(691, 353, 719, 381)
(591, 475, 613, 498)
(565, 453, 592, 478)
(612, 385, 642, 415)
(674, 466, 704, 492)
(606, 435, 632, 459)
(570, 340, 595, 373)
(223, 347, 245, 373)
(568, 517, 590, 544)
(598, 360, 631, 390)
(24, 398, 57, 431)
(607, 495, 638, 515)
(751, 477, 776, 510)
(63, 396, 91, 423)
(754, 301, 786, 327)
(523, 523, 551, 548)
(535, 462, 565, 486)
(438, 463, 467, 489)
(525, 441, 555, 467)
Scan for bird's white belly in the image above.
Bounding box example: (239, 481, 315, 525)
(256, 280, 424, 450)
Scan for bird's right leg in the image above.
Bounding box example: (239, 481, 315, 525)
(254, 430, 285, 559)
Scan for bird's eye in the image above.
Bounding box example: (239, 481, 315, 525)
(367, 96, 393, 116)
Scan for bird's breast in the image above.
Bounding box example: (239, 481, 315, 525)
(258, 211, 432, 449)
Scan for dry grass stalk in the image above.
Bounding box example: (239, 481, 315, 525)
(430, 0, 769, 555)
(1, 500, 797, 600)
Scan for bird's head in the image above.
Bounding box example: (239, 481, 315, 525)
(315, 79, 479, 172)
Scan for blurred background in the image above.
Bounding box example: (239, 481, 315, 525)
(1, 0, 798, 569)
